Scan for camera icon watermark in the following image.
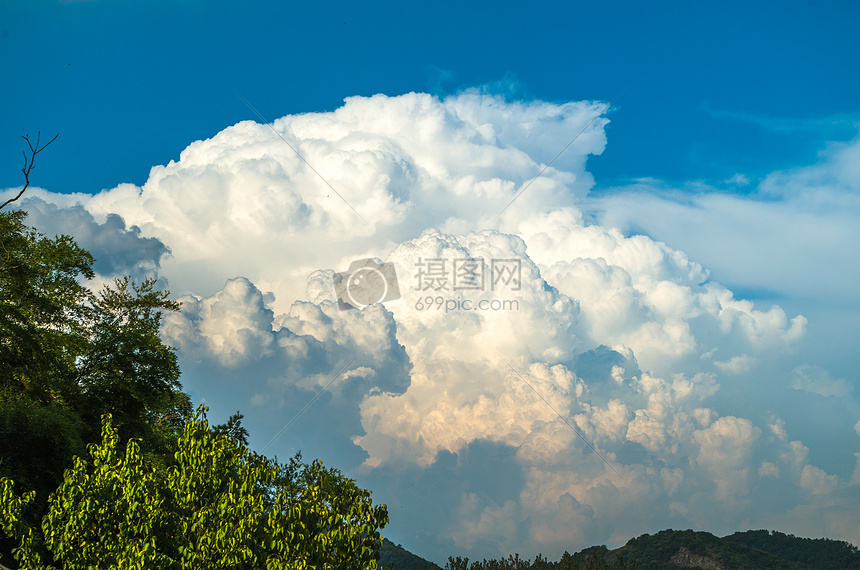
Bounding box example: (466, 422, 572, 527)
(333, 258, 401, 311)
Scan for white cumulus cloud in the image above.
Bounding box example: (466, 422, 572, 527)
(7, 91, 859, 561)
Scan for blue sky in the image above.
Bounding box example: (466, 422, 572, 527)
(3, 0, 860, 564)
(3, 0, 859, 193)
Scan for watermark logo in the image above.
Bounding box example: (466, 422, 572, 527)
(413, 257, 522, 312)
(333, 256, 522, 312)
(334, 258, 401, 311)
(414, 257, 521, 292)
(414, 296, 520, 313)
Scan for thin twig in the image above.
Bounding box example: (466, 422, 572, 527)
(1, 132, 59, 210)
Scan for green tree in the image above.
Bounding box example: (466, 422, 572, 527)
(212, 411, 251, 445)
(1, 409, 389, 570)
(1, 136, 189, 564)
(74, 275, 190, 453)
(0, 209, 190, 493)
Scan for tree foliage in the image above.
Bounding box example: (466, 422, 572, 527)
(1, 409, 388, 569)
(0, 209, 190, 516)
(1, 136, 187, 563)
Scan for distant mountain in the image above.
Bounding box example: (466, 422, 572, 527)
(601, 529, 860, 569)
(723, 529, 860, 570)
(380, 538, 443, 570)
(602, 529, 808, 569)
(380, 529, 860, 570)
(575, 530, 860, 570)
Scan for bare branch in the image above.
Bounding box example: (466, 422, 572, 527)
(0, 131, 59, 210)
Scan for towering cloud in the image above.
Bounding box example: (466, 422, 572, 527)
(5, 91, 858, 562)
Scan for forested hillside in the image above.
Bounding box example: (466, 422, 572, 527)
(380, 539, 443, 570)
(724, 530, 860, 570)
(381, 529, 860, 570)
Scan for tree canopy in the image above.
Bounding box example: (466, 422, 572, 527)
(0, 208, 190, 510)
(2, 410, 388, 570)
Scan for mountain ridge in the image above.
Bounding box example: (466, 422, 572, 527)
(380, 528, 860, 570)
